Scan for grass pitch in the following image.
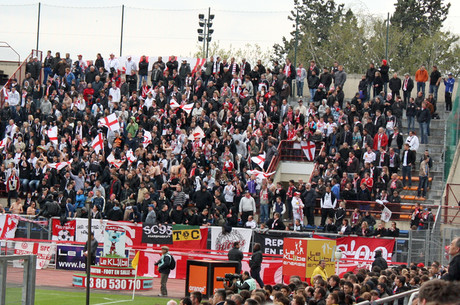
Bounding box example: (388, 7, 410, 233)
(6, 287, 177, 305)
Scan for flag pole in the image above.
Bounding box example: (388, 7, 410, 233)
(132, 265, 138, 300)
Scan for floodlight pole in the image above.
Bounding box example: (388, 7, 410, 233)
(385, 12, 389, 61)
(36, 3, 41, 51)
(202, 19, 207, 58)
(120, 4, 125, 57)
(206, 7, 211, 59)
(294, 8, 299, 70)
(86, 204, 93, 305)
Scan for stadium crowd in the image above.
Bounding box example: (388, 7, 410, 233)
(0, 51, 454, 234)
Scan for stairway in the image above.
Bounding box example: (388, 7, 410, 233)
(399, 102, 447, 206)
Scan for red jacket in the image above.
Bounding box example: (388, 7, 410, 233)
(373, 133, 388, 151)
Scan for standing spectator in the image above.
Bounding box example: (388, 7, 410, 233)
(239, 191, 256, 224)
(334, 65, 347, 89)
(443, 72, 455, 111)
(138, 55, 149, 89)
(442, 237, 460, 281)
(155, 246, 174, 296)
(417, 102, 430, 144)
(402, 73, 414, 107)
(296, 63, 306, 97)
(429, 65, 442, 101)
(379, 59, 390, 94)
(320, 186, 337, 227)
(372, 249, 388, 270)
(389, 73, 402, 99)
(228, 241, 244, 274)
(366, 63, 377, 101)
(83, 232, 98, 274)
(6, 169, 19, 208)
(249, 243, 264, 288)
(415, 65, 429, 97)
(302, 183, 317, 227)
(417, 155, 429, 199)
(406, 97, 417, 132)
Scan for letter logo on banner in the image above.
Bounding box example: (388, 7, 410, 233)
(142, 224, 173, 244)
(173, 228, 201, 241)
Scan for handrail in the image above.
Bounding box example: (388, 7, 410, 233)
(356, 288, 419, 305)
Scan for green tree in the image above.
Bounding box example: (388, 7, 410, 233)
(391, 0, 451, 36)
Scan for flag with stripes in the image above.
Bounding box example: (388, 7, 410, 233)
(91, 134, 104, 154)
(107, 153, 124, 168)
(126, 149, 137, 164)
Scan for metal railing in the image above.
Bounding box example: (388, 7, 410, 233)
(0, 49, 42, 106)
(0, 254, 36, 305)
(444, 81, 460, 181)
(266, 140, 324, 173)
(356, 288, 419, 305)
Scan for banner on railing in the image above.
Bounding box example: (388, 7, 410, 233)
(0, 214, 19, 239)
(210, 227, 253, 252)
(13, 241, 55, 269)
(135, 249, 283, 285)
(56, 245, 104, 271)
(254, 231, 309, 255)
(141, 224, 173, 244)
(51, 218, 208, 249)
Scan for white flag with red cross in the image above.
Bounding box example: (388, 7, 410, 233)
(2, 87, 9, 101)
(188, 126, 205, 141)
(91, 134, 104, 154)
(47, 160, 72, 171)
(46, 126, 58, 145)
(107, 153, 124, 168)
(247, 169, 276, 180)
(251, 152, 266, 169)
(126, 149, 137, 164)
(301, 140, 316, 161)
(143, 131, 152, 148)
(0, 137, 9, 149)
(98, 113, 120, 132)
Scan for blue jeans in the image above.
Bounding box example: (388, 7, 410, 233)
(407, 115, 415, 132)
(419, 122, 428, 144)
(418, 176, 428, 197)
(66, 203, 76, 218)
(138, 75, 148, 89)
(43, 67, 52, 84)
(402, 165, 412, 187)
(260, 204, 269, 223)
(309, 88, 316, 101)
(29, 180, 40, 192)
(20, 179, 29, 193)
(297, 81, 304, 97)
(417, 82, 426, 97)
(367, 82, 373, 101)
(429, 84, 439, 101)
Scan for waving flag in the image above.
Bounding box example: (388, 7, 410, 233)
(0, 137, 8, 149)
(143, 131, 152, 148)
(2, 87, 9, 101)
(247, 169, 276, 180)
(91, 134, 104, 154)
(170, 100, 194, 115)
(251, 152, 266, 169)
(107, 153, 124, 168)
(98, 113, 120, 131)
(48, 160, 72, 171)
(188, 126, 205, 141)
(301, 140, 316, 161)
(126, 149, 137, 164)
(46, 126, 58, 145)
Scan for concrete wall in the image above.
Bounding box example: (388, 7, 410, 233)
(272, 161, 315, 183)
(0, 61, 20, 78)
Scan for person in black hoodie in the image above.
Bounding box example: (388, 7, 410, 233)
(138, 55, 149, 90)
(380, 59, 390, 94)
(249, 243, 264, 288)
(170, 204, 185, 224)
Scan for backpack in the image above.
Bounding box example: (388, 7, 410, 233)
(167, 254, 176, 270)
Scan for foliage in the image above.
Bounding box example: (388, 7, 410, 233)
(192, 41, 274, 67)
(273, 0, 460, 76)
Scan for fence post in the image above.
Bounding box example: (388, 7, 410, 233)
(407, 230, 412, 265)
(425, 229, 429, 266)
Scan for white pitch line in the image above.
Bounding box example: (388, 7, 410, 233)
(93, 299, 134, 305)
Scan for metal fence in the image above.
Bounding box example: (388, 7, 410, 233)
(444, 81, 460, 181)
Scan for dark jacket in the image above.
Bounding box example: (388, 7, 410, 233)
(443, 254, 460, 281)
(249, 250, 263, 269)
(372, 252, 388, 270)
(156, 253, 173, 274)
(266, 218, 286, 230)
(228, 247, 244, 272)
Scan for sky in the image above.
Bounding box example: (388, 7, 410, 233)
(0, 0, 458, 62)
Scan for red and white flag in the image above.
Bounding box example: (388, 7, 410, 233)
(46, 126, 58, 145)
(301, 140, 316, 161)
(126, 149, 137, 164)
(91, 134, 104, 154)
(107, 153, 124, 168)
(2, 87, 9, 101)
(251, 152, 266, 169)
(47, 160, 72, 171)
(0, 137, 8, 149)
(180, 102, 194, 115)
(170, 100, 180, 109)
(247, 169, 276, 180)
(188, 126, 205, 141)
(143, 131, 152, 148)
(98, 113, 120, 131)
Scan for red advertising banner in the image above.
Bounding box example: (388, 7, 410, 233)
(136, 250, 283, 285)
(335, 236, 395, 261)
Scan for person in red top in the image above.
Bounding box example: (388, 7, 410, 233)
(223, 155, 234, 172)
(83, 83, 94, 103)
(373, 127, 388, 151)
(361, 172, 374, 192)
(415, 65, 429, 97)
